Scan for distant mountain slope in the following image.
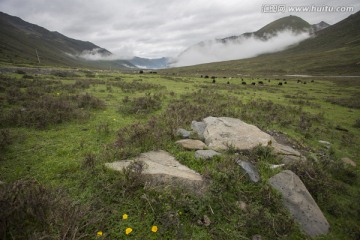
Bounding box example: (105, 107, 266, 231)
(164, 11, 360, 75)
(174, 15, 322, 67)
(0, 11, 134, 68)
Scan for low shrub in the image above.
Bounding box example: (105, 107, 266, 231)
(0, 179, 98, 239)
(119, 94, 162, 115)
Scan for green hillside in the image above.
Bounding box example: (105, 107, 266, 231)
(254, 15, 311, 38)
(0, 12, 134, 69)
(165, 11, 360, 76)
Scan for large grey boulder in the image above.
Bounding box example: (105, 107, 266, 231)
(176, 139, 207, 150)
(195, 150, 221, 160)
(197, 117, 304, 164)
(269, 170, 330, 237)
(105, 150, 205, 192)
(203, 117, 272, 150)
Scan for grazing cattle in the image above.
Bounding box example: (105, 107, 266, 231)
(204, 75, 209, 78)
(268, 80, 271, 82)
(278, 82, 283, 86)
(212, 79, 216, 83)
(297, 79, 302, 83)
(211, 76, 216, 80)
(227, 81, 230, 84)
(242, 82, 247, 85)
(311, 80, 314, 83)
(284, 81, 287, 84)
(258, 81, 264, 85)
(200, 75, 203, 78)
(139, 70, 144, 74)
(251, 82, 256, 85)
(303, 81, 307, 84)
(223, 77, 227, 79)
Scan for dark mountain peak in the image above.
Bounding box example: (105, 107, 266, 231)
(312, 21, 330, 32)
(255, 15, 311, 38)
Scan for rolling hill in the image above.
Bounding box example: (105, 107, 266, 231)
(165, 11, 360, 75)
(0, 11, 136, 69)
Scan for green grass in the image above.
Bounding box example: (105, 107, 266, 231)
(0, 69, 359, 239)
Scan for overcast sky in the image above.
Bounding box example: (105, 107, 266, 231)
(0, 0, 359, 58)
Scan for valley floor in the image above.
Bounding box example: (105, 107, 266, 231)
(0, 67, 359, 239)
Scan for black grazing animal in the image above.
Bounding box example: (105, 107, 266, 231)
(251, 82, 256, 85)
(204, 75, 209, 79)
(311, 80, 314, 83)
(212, 79, 216, 83)
(242, 82, 247, 85)
(297, 79, 302, 83)
(139, 70, 144, 74)
(284, 81, 287, 84)
(227, 81, 230, 84)
(278, 82, 283, 86)
(258, 81, 264, 85)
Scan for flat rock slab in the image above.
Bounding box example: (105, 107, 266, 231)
(194, 116, 304, 163)
(195, 150, 221, 160)
(105, 150, 204, 192)
(176, 139, 207, 150)
(269, 170, 330, 237)
(235, 160, 261, 183)
(203, 116, 272, 150)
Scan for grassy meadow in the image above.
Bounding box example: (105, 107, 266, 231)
(0, 68, 359, 239)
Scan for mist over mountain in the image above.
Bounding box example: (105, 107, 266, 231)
(172, 16, 328, 67)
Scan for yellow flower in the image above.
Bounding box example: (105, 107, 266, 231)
(122, 213, 128, 220)
(125, 227, 133, 235)
(151, 226, 158, 233)
(96, 231, 103, 237)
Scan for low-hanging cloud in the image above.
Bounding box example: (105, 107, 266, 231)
(74, 46, 135, 61)
(172, 30, 311, 67)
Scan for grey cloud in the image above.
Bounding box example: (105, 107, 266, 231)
(0, 0, 358, 59)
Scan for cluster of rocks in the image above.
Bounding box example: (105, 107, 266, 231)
(106, 116, 346, 237)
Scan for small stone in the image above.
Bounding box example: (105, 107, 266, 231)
(236, 200, 248, 212)
(270, 164, 285, 169)
(341, 157, 356, 167)
(235, 160, 261, 183)
(195, 150, 221, 160)
(176, 128, 191, 138)
(176, 139, 206, 150)
(319, 140, 331, 145)
(252, 235, 262, 240)
(198, 215, 211, 226)
(191, 121, 206, 140)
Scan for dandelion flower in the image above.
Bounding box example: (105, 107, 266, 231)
(122, 213, 128, 220)
(125, 227, 133, 235)
(96, 231, 103, 237)
(151, 226, 158, 233)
